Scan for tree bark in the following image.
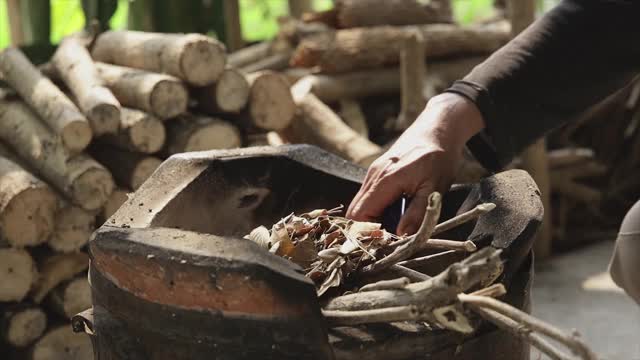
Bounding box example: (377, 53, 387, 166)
(164, 114, 242, 155)
(47, 276, 92, 319)
(0, 100, 114, 211)
(95, 62, 189, 119)
(31, 252, 89, 304)
(1, 304, 47, 348)
(91, 30, 227, 86)
(28, 325, 93, 360)
(0, 48, 92, 153)
(291, 21, 510, 73)
(100, 107, 166, 154)
(239, 52, 292, 74)
(0, 247, 37, 302)
(89, 145, 162, 190)
(49, 201, 95, 253)
(338, 100, 369, 138)
(284, 84, 381, 166)
(335, 0, 453, 28)
(52, 37, 121, 136)
(228, 41, 272, 69)
(195, 68, 250, 114)
(0, 147, 58, 248)
(244, 71, 296, 131)
(299, 56, 485, 103)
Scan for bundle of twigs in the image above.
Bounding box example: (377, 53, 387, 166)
(245, 192, 598, 360)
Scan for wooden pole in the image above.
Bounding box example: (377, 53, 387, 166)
(395, 30, 426, 131)
(127, 0, 155, 31)
(224, 0, 244, 52)
(289, 0, 314, 18)
(509, 0, 552, 259)
(6, 0, 25, 45)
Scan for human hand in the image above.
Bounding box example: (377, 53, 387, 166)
(346, 93, 485, 235)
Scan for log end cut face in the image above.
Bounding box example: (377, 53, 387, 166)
(149, 79, 189, 119)
(0, 248, 36, 302)
(86, 101, 121, 137)
(131, 157, 163, 190)
(184, 120, 242, 152)
(1, 185, 57, 247)
(180, 35, 227, 86)
(6, 307, 47, 347)
(32, 326, 94, 360)
(61, 120, 93, 153)
(70, 165, 115, 211)
(249, 72, 296, 131)
(49, 205, 96, 253)
(216, 69, 250, 113)
(129, 114, 166, 153)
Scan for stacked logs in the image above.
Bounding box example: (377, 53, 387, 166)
(0, 28, 299, 357)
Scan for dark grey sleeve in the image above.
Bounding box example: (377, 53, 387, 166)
(445, 0, 640, 170)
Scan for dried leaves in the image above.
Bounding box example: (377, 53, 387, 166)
(244, 198, 497, 298)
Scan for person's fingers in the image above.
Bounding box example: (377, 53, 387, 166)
(397, 186, 435, 236)
(347, 172, 405, 222)
(347, 157, 395, 218)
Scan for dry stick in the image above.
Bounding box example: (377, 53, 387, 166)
(469, 283, 507, 298)
(361, 192, 442, 275)
(100, 107, 166, 154)
(228, 41, 272, 68)
(92, 30, 227, 86)
(90, 145, 162, 190)
(164, 114, 242, 155)
(96, 62, 189, 119)
(290, 21, 510, 73)
(434, 202, 496, 235)
(395, 30, 426, 131)
(0, 247, 37, 302)
(325, 247, 502, 313)
(338, 99, 369, 138)
(0, 100, 115, 211)
(284, 81, 381, 165)
(397, 249, 456, 268)
(1, 304, 47, 348)
(52, 36, 120, 136)
(389, 264, 431, 281)
(0, 150, 58, 247)
(47, 276, 92, 319)
(49, 201, 95, 253)
(31, 252, 89, 303)
(195, 68, 250, 114)
(0, 47, 92, 153)
(419, 239, 477, 252)
(458, 294, 598, 360)
(322, 305, 418, 326)
(245, 71, 296, 131)
(359, 277, 410, 292)
(29, 325, 93, 360)
(240, 52, 292, 74)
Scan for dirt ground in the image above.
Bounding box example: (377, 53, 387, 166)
(531, 240, 640, 359)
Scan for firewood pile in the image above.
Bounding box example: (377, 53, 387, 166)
(246, 194, 597, 360)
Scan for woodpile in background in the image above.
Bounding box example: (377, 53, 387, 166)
(0, 0, 635, 356)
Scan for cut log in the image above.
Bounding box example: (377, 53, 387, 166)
(338, 100, 369, 138)
(245, 71, 296, 131)
(239, 52, 292, 74)
(164, 114, 242, 155)
(299, 56, 485, 103)
(49, 201, 95, 253)
(29, 325, 93, 360)
(31, 252, 89, 303)
(52, 36, 121, 136)
(0, 47, 92, 153)
(0, 247, 37, 302)
(92, 30, 227, 86)
(246, 132, 286, 147)
(195, 68, 250, 114)
(1, 304, 47, 348)
(0, 149, 58, 247)
(284, 83, 381, 166)
(90, 145, 162, 190)
(291, 21, 510, 73)
(100, 107, 166, 154)
(0, 100, 115, 211)
(100, 187, 129, 221)
(47, 276, 91, 319)
(395, 30, 426, 131)
(95, 62, 189, 119)
(228, 41, 272, 68)
(335, 0, 453, 28)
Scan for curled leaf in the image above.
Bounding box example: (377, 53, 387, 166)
(244, 226, 271, 249)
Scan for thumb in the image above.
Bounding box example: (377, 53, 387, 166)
(397, 186, 434, 236)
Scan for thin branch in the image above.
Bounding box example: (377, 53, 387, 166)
(418, 239, 477, 252)
(359, 277, 410, 292)
(389, 264, 431, 281)
(322, 305, 418, 326)
(433, 203, 496, 236)
(458, 294, 598, 360)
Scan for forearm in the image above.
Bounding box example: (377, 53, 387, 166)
(446, 0, 640, 170)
